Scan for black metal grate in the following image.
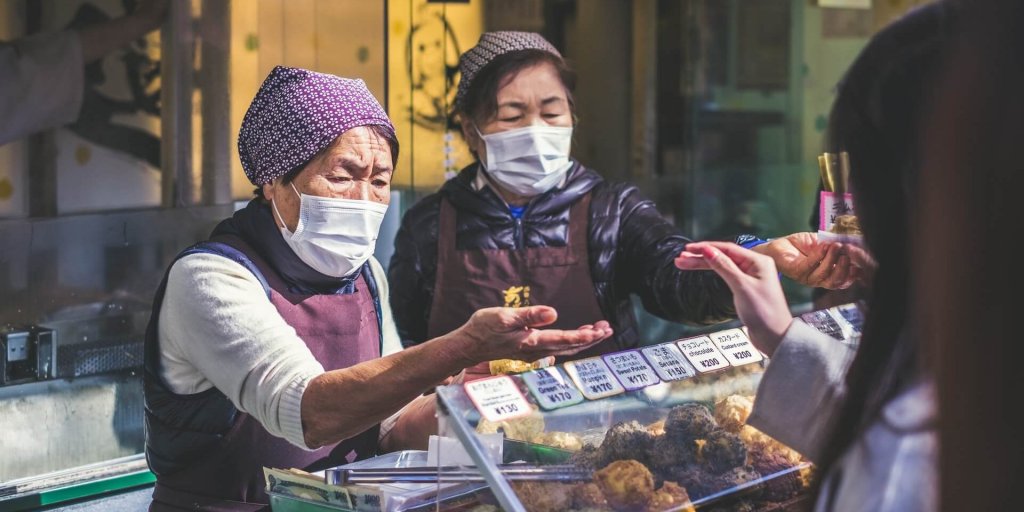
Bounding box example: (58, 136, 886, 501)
(56, 340, 144, 378)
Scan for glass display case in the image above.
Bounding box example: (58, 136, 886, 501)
(263, 304, 859, 512)
(431, 305, 862, 512)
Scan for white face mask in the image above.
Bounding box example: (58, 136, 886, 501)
(478, 125, 574, 197)
(272, 183, 388, 278)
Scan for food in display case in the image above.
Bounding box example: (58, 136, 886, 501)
(433, 308, 867, 512)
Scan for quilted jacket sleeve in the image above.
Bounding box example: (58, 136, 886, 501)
(387, 196, 439, 347)
(612, 184, 736, 325)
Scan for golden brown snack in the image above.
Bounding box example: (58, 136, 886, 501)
(645, 481, 694, 512)
(713, 395, 754, 433)
(665, 404, 717, 444)
(594, 460, 655, 511)
(489, 358, 545, 375)
(598, 421, 656, 466)
(510, 481, 574, 512)
(647, 435, 695, 473)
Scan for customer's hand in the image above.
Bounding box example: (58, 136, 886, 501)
(457, 306, 612, 364)
(675, 242, 792, 356)
(751, 232, 857, 290)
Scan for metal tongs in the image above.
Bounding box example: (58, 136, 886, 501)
(328, 464, 591, 486)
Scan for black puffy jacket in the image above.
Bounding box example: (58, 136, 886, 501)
(388, 162, 736, 349)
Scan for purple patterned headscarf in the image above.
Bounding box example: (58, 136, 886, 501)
(238, 66, 398, 186)
(454, 31, 562, 111)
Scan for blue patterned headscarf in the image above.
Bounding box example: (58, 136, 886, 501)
(238, 66, 398, 186)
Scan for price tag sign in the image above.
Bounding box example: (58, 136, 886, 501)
(602, 350, 661, 390)
(676, 336, 731, 373)
(521, 367, 585, 410)
(641, 343, 698, 381)
(564, 358, 624, 400)
(709, 328, 763, 366)
(464, 376, 533, 423)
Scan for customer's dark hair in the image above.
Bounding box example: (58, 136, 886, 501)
(813, 0, 957, 488)
(451, 49, 577, 133)
(917, 1, 1024, 510)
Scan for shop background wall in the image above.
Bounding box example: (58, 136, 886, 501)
(386, 0, 482, 194)
(229, 0, 388, 200)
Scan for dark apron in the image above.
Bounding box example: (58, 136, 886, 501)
(150, 235, 381, 511)
(426, 193, 608, 378)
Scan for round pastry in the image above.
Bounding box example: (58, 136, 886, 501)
(665, 403, 718, 443)
(598, 421, 655, 466)
(593, 460, 655, 511)
(645, 481, 694, 512)
(665, 464, 717, 499)
(713, 395, 754, 433)
(647, 434, 695, 473)
(568, 443, 603, 471)
(699, 430, 748, 474)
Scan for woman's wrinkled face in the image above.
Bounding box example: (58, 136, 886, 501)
(263, 126, 393, 232)
(462, 61, 572, 160)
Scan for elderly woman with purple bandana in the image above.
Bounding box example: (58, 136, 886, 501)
(142, 66, 612, 511)
(390, 32, 860, 376)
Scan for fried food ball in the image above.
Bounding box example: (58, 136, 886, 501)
(713, 395, 754, 433)
(599, 421, 656, 466)
(664, 403, 717, 443)
(594, 460, 655, 511)
(569, 443, 603, 471)
(571, 482, 610, 510)
(699, 430, 748, 473)
(739, 425, 803, 465)
(510, 481, 574, 512)
(713, 465, 762, 496)
(665, 465, 717, 499)
(647, 435, 695, 473)
(645, 481, 694, 512)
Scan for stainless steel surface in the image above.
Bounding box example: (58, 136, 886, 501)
(330, 465, 591, 485)
(0, 206, 231, 483)
(0, 374, 144, 482)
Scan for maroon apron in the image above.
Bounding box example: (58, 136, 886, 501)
(426, 193, 609, 378)
(151, 236, 381, 512)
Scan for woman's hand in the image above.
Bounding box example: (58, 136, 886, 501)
(751, 232, 857, 290)
(456, 306, 612, 364)
(675, 242, 792, 356)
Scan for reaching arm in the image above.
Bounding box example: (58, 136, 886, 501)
(77, 0, 167, 63)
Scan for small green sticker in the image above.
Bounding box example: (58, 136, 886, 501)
(246, 34, 259, 52)
(357, 46, 370, 63)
